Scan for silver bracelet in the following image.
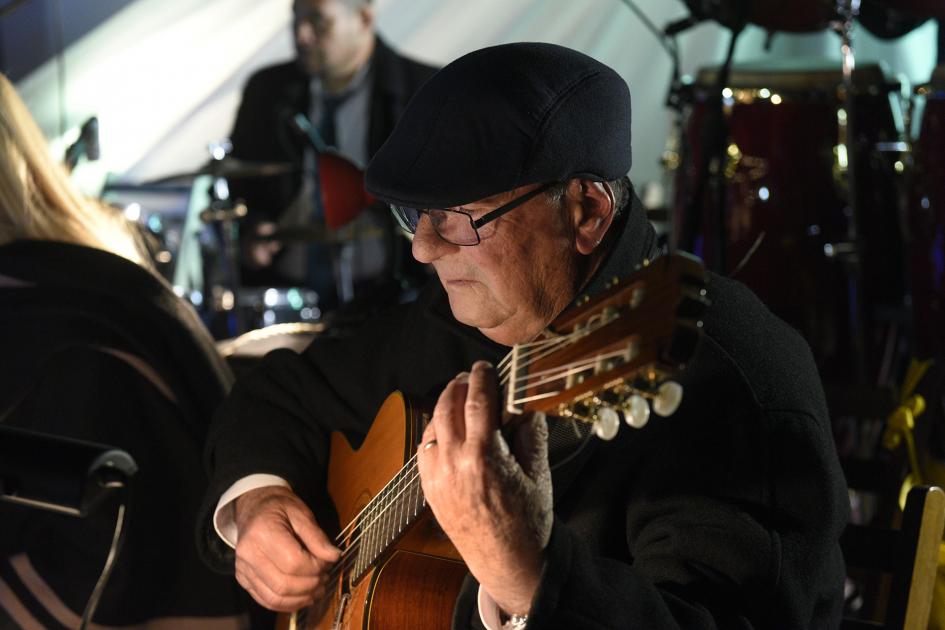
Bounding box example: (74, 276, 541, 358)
(502, 613, 528, 630)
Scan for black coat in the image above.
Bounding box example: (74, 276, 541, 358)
(228, 37, 438, 289)
(0, 241, 248, 628)
(198, 198, 849, 629)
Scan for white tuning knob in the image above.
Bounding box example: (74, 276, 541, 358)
(622, 394, 650, 429)
(652, 381, 683, 417)
(592, 407, 620, 441)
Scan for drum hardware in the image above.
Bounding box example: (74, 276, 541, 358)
(260, 223, 385, 244)
(143, 157, 297, 186)
(199, 201, 248, 223)
(905, 68, 945, 357)
(831, 0, 873, 382)
(236, 287, 322, 329)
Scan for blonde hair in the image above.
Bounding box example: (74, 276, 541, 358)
(0, 73, 149, 266)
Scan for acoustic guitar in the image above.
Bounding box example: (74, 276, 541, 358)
(280, 253, 709, 630)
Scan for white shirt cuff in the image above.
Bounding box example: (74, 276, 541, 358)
(478, 585, 504, 630)
(212, 474, 291, 548)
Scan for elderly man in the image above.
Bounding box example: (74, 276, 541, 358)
(199, 43, 848, 628)
(230, 0, 436, 302)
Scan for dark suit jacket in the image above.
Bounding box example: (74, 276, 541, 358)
(228, 37, 438, 289)
(198, 197, 849, 629)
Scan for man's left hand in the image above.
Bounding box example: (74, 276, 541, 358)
(417, 360, 553, 616)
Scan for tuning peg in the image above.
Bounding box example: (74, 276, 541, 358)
(592, 407, 620, 441)
(621, 394, 651, 428)
(652, 381, 683, 417)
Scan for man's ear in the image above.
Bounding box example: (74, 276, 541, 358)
(569, 179, 616, 255)
(359, 3, 376, 29)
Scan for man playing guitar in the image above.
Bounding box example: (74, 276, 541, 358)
(198, 43, 848, 630)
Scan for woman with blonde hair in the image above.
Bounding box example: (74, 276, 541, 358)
(0, 73, 253, 629)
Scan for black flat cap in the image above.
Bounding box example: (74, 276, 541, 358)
(365, 42, 632, 208)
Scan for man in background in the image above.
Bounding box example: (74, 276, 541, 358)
(230, 0, 436, 310)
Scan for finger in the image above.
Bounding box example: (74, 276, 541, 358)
(288, 505, 342, 564)
(242, 568, 320, 612)
(431, 373, 469, 450)
(464, 361, 499, 446)
(511, 411, 550, 480)
(236, 565, 315, 612)
(420, 414, 437, 447)
(236, 554, 324, 599)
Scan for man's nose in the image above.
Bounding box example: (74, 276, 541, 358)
(411, 215, 455, 264)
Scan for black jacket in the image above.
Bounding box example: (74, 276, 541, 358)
(228, 37, 438, 289)
(0, 241, 247, 627)
(199, 198, 849, 628)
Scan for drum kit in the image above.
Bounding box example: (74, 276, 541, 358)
(104, 144, 384, 341)
(669, 0, 944, 388)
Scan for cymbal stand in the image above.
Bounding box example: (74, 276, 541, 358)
(202, 142, 248, 335)
(832, 0, 868, 383)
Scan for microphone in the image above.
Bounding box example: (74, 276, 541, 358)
(288, 111, 329, 154)
(0, 425, 137, 517)
(82, 117, 100, 161)
(64, 116, 100, 169)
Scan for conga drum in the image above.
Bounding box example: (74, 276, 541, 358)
(672, 60, 907, 385)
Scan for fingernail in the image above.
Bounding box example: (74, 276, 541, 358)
(473, 360, 494, 371)
(455, 371, 470, 384)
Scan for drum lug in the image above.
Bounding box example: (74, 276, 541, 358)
(823, 242, 858, 260)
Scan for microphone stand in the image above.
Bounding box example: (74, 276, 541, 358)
(0, 426, 138, 629)
(291, 114, 354, 308)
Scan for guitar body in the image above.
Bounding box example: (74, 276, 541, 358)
(288, 391, 468, 630)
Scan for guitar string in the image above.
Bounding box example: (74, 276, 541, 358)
(327, 346, 622, 577)
(326, 358, 595, 579)
(328, 333, 580, 546)
(327, 350, 592, 548)
(327, 321, 628, 577)
(323, 282, 674, 582)
(509, 348, 634, 396)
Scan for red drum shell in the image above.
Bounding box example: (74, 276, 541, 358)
(747, 0, 840, 32)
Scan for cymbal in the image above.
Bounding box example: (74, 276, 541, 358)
(261, 223, 385, 244)
(145, 158, 297, 185)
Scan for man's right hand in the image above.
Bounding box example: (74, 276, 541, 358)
(233, 486, 341, 612)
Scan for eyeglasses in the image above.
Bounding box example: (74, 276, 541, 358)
(390, 182, 555, 246)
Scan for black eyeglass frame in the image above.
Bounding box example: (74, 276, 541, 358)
(390, 182, 557, 246)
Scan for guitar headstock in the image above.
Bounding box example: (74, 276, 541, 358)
(502, 253, 708, 440)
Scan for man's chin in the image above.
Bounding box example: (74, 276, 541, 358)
(445, 292, 494, 330)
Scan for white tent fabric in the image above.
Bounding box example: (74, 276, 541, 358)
(15, 0, 939, 192)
